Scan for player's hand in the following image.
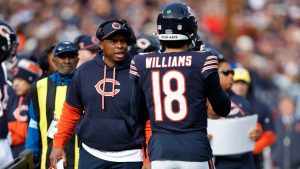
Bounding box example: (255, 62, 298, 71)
(207, 133, 213, 140)
(248, 127, 260, 141)
(49, 148, 67, 169)
(142, 162, 151, 169)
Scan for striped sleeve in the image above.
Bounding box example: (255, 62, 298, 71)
(201, 55, 219, 79)
(129, 57, 140, 80)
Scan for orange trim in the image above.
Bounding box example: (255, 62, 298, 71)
(253, 130, 276, 154)
(8, 121, 28, 145)
(112, 67, 116, 97)
(102, 65, 106, 110)
(143, 120, 152, 164)
(53, 102, 82, 148)
(28, 63, 42, 75)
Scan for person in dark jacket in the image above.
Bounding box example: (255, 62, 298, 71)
(7, 59, 42, 158)
(0, 19, 19, 168)
(73, 35, 99, 68)
(49, 20, 144, 169)
(211, 59, 260, 169)
(231, 67, 276, 169)
(271, 95, 300, 169)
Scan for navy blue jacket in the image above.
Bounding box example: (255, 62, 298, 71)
(67, 52, 144, 151)
(272, 116, 300, 169)
(0, 65, 10, 139)
(215, 91, 256, 169)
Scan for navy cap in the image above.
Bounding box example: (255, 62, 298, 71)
(96, 20, 136, 46)
(74, 35, 100, 52)
(13, 59, 42, 83)
(54, 41, 78, 57)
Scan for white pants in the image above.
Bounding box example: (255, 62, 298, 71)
(151, 160, 215, 169)
(0, 138, 13, 168)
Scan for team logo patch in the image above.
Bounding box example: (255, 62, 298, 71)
(79, 42, 85, 49)
(112, 22, 121, 30)
(157, 25, 161, 30)
(229, 101, 242, 116)
(137, 38, 151, 49)
(0, 25, 11, 37)
(91, 36, 99, 44)
(177, 25, 182, 30)
(95, 78, 120, 96)
(13, 105, 28, 122)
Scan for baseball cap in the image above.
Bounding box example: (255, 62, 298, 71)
(233, 68, 251, 84)
(54, 41, 78, 57)
(74, 35, 100, 52)
(96, 20, 136, 45)
(13, 59, 42, 83)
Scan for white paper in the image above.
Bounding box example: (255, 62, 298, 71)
(207, 115, 258, 155)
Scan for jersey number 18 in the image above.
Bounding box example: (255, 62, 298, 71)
(151, 70, 188, 122)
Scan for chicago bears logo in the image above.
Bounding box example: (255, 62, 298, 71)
(95, 78, 120, 96)
(13, 105, 28, 122)
(137, 38, 151, 49)
(0, 25, 11, 38)
(229, 106, 239, 116)
(79, 42, 85, 49)
(229, 101, 243, 116)
(112, 22, 121, 30)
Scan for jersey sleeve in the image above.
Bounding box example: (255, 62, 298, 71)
(206, 72, 231, 117)
(129, 55, 148, 122)
(65, 70, 83, 109)
(201, 54, 219, 79)
(129, 56, 140, 81)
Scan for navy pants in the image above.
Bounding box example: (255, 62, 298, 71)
(215, 152, 256, 169)
(78, 148, 143, 169)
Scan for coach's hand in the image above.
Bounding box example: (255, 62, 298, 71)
(248, 127, 260, 141)
(49, 148, 67, 169)
(142, 162, 151, 169)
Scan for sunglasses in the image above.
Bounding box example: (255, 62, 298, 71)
(219, 69, 235, 76)
(56, 43, 78, 52)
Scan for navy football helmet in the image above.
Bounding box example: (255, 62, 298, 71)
(0, 19, 18, 63)
(130, 34, 161, 55)
(189, 33, 204, 51)
(157, 2, 198, 41)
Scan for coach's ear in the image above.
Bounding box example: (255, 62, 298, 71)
(99, 41, 104, 50)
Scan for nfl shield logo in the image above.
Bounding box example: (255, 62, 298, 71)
(157, 25, 161, 30)
(177, 25, 182, 30)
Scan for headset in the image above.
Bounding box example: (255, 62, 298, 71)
(96, 19, 136, 46)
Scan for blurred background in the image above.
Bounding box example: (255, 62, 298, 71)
(1, 0, 300, 168)
(2, 0, 300, 113)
